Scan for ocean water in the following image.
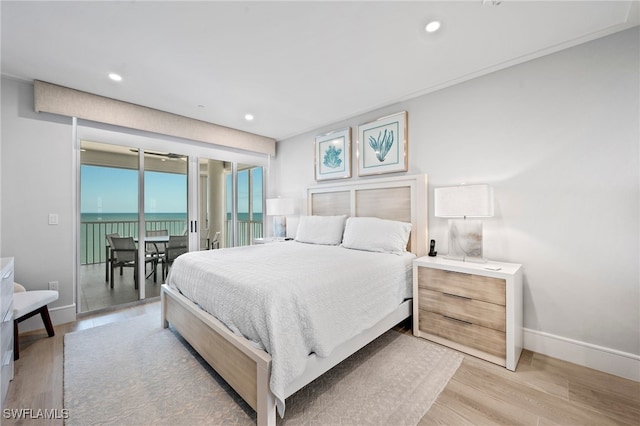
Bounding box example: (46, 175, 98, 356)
(82, 212, 187, 222)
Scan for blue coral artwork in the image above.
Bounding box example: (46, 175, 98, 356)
(323, 144, 343, 169)
(315, 127, 351, 181)
(358, 111, 407, 176)
(368, 128, 395, 162)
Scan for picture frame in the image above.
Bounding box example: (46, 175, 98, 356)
(357, 111, 408, 176)
(315, 127, 351, 181)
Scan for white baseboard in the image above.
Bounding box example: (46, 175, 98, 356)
(17, 303, 76, 333)
(524, 328, 640, 382)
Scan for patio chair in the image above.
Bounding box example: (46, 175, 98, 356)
(162, 235, 188, 279)
(105, 232, 120, 282)
(146, 229, 168, 258)
(109, 236, 157, 289)
(211, 231, 220, 249)
(200, 228, 210, 251)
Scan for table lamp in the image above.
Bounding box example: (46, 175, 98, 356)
(266, 197, 295, 239)
(434, 184, 494, 262)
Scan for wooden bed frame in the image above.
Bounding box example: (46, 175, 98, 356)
(161, 174, 428, 425)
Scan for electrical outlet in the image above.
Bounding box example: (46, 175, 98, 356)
(48, 281, 59, 291)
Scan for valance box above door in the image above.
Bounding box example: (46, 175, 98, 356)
(33, 80, 276, 156)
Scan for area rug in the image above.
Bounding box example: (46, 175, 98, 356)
(64, 313, 463, 425)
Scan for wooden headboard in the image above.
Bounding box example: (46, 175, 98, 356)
(306, 175, 428, 256)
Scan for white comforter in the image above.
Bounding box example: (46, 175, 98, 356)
(166, 241, 414, 416)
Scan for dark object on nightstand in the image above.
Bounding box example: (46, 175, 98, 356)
(428, 239, 437, 257)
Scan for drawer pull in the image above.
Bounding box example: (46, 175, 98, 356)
(443, 270, 470, 276)
(443, 315, 472, 326)
(442, 292, 471, 300)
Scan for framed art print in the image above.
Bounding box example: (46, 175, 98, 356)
(315, 127, 351, 181)
(358, 111, 407, 176)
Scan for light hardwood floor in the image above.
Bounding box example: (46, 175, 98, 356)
(3, 302, 639, 425)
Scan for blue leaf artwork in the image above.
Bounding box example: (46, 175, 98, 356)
(368, 129, 394, 162)
(323, 145, 342, 169)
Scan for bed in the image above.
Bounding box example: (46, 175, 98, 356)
(161, 174, 428, 425)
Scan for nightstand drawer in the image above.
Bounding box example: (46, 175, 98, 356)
(418, 267, 506, 305)
(419, 288, 505, 332)
(419, 310, 506, 359)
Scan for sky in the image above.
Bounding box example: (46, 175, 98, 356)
(230, 167, 263, 215)
(81, 164, 262, 214)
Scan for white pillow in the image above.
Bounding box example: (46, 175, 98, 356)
(341, 217, 411, 255)
(295, 215, 347, 245)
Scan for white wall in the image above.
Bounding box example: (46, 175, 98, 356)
(1, 78, 76, 324)
(271, 28, 640, 379)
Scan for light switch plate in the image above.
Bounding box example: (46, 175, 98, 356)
(48, 213, 59, 225)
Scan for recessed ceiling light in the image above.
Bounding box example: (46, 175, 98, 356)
(108, 73, 123, 82)
(244, 114, 254, 121)
(425, 21, 441, 33)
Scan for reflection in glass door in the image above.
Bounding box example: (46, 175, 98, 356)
(198, 158, 227, 250)
(225, 164, 264, 247)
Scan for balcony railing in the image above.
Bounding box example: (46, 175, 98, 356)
(80, 219, 263, 265)
(226, 219, 264, 248)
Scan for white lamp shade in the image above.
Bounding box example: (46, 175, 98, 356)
(434, 184, 494, 218)
(266, 198, 295, 216)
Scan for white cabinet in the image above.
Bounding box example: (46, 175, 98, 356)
(413, 256, 523, 371)
(0, 257, 14, 411)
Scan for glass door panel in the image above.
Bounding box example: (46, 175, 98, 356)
(78, 132, 268, 312)
(246, 165, 264, 244)
(79, 140, 140, 312)
(143, 150, 188, 294)
(226, 163, 264, 247)
(198, 158, 227, 250)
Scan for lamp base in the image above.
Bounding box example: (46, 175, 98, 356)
(273, 216, 286, 238)
(446, 219, 486, 262)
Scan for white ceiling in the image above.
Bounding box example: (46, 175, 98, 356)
(2, 1, 638, 141)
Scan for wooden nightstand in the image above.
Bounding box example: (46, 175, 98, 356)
(413, 256, 523, 371)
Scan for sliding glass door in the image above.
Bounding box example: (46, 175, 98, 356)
(77, 124, 269, 313)
(79, 141, 190, 311)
